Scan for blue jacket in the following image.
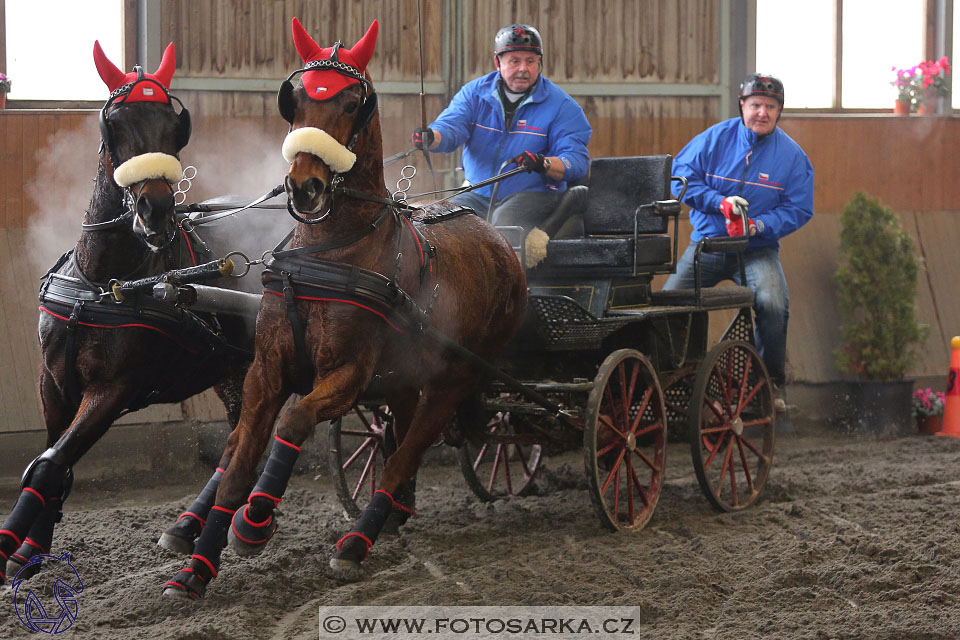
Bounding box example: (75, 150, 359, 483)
(671, 117, 814, 250)
(430, 71, 592, 199)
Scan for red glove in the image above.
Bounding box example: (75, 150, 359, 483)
(725, 215, 757, 237)
(718, 195, 749, 219)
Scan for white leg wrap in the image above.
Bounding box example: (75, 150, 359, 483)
(113, 153, 183, 188)
(282, 127, 356, 173)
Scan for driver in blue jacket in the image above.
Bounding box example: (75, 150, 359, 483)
(664, 74, 814, 411)
(412, 24, 592, 267)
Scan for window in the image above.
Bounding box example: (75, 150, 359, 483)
(757, 0, 925, 109)
(5, 0, 124, 101)
(756, 0, 835, 108)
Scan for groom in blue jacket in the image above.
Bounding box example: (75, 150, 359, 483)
(665, 74, 814, 411)
(412, 24, 592, 267)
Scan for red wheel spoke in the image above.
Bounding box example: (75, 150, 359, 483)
(627, 457, 650, 508)
(728, 441, 739, 507)
(713, 433, 734, 497)
(741, 417, 773, 428)
(600, 448, 627, 494)
(487, 445, 505, 493)
(501, 445, 514, 494)
(734, 357, 751, 414)
(514, 442, 532, 477)
(739, 434, 771, 463)
(630, 445, 661, 473)
(604, 385, 623, 431)
(472, 442, 490, 472)
(703, 431, 730, 470)
(718, 361, 734, 413)
(738, 379, 766, 413)
(350, 448, 378, 502)
(664, 400, 689, 416)
(624, 455, 635, 523)
(599, 412, 629, 441)
(700, 423, 732, 436)
(634, 419, 663, 438)
(735, 434, 755, 495)
(597, 439, 621, 458)
(624, 362, 640, 429)
(629, 386, 654, 435)
(705, 397, 726, 421)
(342, 436, 377, 470)
(352, 406, 373, 431)
(612, 458, 622, 520)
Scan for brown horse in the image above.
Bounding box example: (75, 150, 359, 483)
(0, 43, 254, 586)
(162, 18, 526, 599)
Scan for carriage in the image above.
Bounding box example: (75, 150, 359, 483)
(323, 152, 776, 532)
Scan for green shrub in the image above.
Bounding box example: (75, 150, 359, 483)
(833, 191, 927, 379)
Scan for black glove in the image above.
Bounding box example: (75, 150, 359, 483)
(412, 127, 435, 150)
(514, 151, 550, 174)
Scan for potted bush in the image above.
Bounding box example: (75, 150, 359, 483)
(833, 191, 928, 434)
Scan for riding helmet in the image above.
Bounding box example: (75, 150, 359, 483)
(494, 24, 543, 57)
(739, 73, 784, 107)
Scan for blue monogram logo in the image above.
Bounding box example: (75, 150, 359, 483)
(12, 552, 84, 634)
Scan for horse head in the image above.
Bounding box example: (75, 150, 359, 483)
(279, 19, 382, 220)
(93, 41, 191, 248)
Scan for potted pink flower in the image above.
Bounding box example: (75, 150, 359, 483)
(0, 72, 10, 110)
(912, 387, 946, 433)
(916, 56, 951, 114)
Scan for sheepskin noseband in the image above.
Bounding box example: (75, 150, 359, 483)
(113, 152, 183, 188)
(281, 127, 357, 173)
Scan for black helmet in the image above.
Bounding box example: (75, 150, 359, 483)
(739, 74, 784, 107)
(494, 24, 543, 57)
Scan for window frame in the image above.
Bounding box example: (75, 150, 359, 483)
(768, 0, 954, 114)
(0, 0, 136, 109)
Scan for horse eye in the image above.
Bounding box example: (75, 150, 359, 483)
(344, 101, 359, 114)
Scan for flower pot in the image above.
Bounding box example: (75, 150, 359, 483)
(831, 379, 914, 435)
(0, 93, 5, 110)
(917, 101, 933, 115)
(894, 100, 910, 115)
(917, 415, 942, 434)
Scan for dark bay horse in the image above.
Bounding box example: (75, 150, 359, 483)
(162, 18, 527, 599)
(0, 42, 253, 585)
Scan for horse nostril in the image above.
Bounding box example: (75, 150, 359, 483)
(136, 194, 153, 220)
(284, 174, 298, 196)
(302, 177, 325, 199)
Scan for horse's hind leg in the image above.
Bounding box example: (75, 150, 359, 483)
(158, 373, 247, 555)
(330, 382, 469, 581)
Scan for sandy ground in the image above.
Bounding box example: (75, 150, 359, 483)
(3, 424, 960, 639)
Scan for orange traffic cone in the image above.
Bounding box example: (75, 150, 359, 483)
(937, 336, 960, 438)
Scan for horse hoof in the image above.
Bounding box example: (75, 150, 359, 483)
(162, 571, 207, 600)
(227, 505, 277, 557)
(329, 556, 363, 582)
(157, 532, 195, 556)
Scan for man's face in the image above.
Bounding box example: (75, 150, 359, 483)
(496, 51, 541, 92)
(740, 96, 781, 135)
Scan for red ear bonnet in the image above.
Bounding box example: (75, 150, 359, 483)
(291, 18, 378, 100)
(93, 40, 176, 103)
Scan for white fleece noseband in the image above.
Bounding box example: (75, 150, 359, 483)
(113, 152, 183, 188)
(282, 127, 357, 173)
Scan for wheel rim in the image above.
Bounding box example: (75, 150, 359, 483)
(328, 405, 393, 518)
(584, 349, 666, 531)
(690, 341, 775, 511)
(458, 412, 543, 501)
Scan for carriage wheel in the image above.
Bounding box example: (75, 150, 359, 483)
(328, 405, 395, 518)
(458, 412, 543, 501)
(584, 349, 667, 532)
(689, 340, 775, 512)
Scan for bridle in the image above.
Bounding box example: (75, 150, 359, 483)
(278, 48, 384, 225)
(83, 68, 191, 250)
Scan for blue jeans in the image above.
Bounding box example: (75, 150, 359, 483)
(663, 244, 790, 387)
(450, 190, 562, 228)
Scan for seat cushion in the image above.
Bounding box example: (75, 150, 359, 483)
(539, 235, 672, 269)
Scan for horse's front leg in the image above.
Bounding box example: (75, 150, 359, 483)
(329, 381, 471, 581)
(162, 359, 288, 600)
(1, 382, 133, 585)
(226, 364, 365, 557)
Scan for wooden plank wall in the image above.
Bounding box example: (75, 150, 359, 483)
(0, 0, 957, 432)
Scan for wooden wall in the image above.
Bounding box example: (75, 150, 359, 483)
(0, 0, 956, 432)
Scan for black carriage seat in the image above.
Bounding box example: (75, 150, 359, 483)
(531, 155, 674, 272)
